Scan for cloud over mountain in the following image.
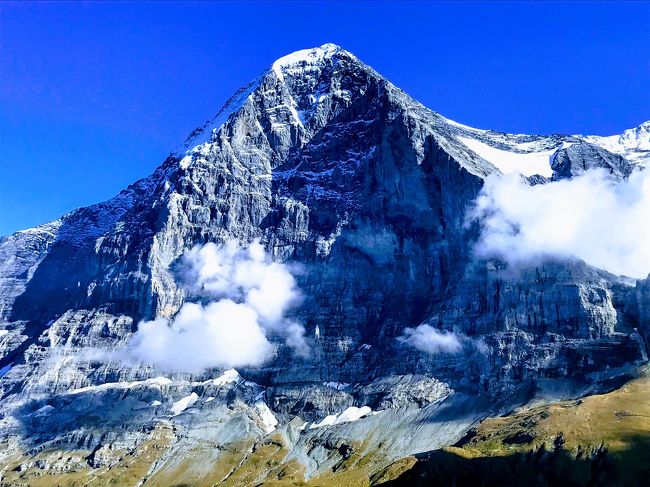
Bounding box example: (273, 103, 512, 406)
(471, 169, 650, 279)
(128, 240, 307, 373)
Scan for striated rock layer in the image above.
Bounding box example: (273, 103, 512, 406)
(0, 44, 649, 483)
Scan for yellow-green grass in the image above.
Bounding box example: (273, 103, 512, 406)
(382, 370, 650, 486)
(4, 373, 650, 486)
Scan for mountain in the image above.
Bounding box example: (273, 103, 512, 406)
(0, 44, 649, 485)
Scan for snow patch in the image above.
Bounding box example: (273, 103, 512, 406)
(272, 43, 343, 79)
(337, 405, 372, 423)
(459, 136, 558, 177)
(254, 401, 278, 433)
(444, 117, 487, 133)
(171, 392, 199, 415)
(309, 406, 372, 429)
(315, 215, 350, 257)
(68, 377, 172, 395)
(212, 368, 241, 386)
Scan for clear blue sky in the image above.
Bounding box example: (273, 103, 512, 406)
(1, 1, 649, 236)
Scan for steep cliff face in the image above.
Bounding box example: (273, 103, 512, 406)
(0, 44, 648, 482)
(551, 141, 635, 181)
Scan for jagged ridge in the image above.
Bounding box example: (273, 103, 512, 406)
(0, 44, 649, 484)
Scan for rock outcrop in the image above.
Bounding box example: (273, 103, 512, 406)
(0, 44, 648, 483)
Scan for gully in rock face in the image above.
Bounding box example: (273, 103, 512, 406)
(0, 43, 648, 485)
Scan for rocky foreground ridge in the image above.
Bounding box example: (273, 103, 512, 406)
(0, 44, 649, 485)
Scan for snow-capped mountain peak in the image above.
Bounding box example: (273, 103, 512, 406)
(444, 116, 649, 179)
(271, 43, 347, 73)
(173, 44, 364, 161)
(582, 120, 650, 165)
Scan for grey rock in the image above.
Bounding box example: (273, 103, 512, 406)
(551, 140, 636, 181)
(0, 44, 648, 480)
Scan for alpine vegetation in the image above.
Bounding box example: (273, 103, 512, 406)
(1, 43, 649, 485)
(128, 240, 308, 372)
(471, 168, 650, 278)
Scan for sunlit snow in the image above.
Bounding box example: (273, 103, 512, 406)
(309, 406, 372, 429)
(68, 377, 172, 395)
(254, 401, 278, 433)
(583, 121, 650, 166)
(459, 136, 558, 177)
(211, 368, 242, 386)
(171, 392, 199, 415)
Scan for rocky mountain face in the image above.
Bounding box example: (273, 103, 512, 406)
(0, 44, 649, 484)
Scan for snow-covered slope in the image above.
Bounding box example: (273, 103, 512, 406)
(455, 136, 563, 177)
(583, 120, 650, 166)
(443, 115, 648, 179)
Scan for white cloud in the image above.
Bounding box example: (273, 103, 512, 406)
(398, 324, 463, 354)
(127, 240, 308, 373)
(182, 240, 300, 323)
(470, 169, 650, 279)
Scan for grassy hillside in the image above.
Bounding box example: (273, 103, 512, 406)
(3, 371, 650, 486)
(383, 369, 650, 486)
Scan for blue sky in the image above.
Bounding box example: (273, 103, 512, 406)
(1, 1, 649, 236)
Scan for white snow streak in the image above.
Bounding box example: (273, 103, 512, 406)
(459, 137, 558, 177)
